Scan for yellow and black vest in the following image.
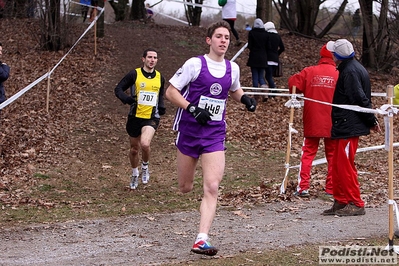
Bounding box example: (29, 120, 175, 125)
(134, 68, 161, 119)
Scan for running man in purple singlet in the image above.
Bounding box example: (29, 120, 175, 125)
(165, 20, 257, 256)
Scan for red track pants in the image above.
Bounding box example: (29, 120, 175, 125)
(297, 137, 336, 194)
(332, 137, 364, 207)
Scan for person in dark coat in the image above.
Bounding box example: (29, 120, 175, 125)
(352, 9, 361, 37)
(264, 21, 285, 95)
(246, 18, 268, 92)
(322, 39, 380, 217)
(0, 42, 10, 106)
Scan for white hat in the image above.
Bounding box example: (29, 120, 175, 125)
(264, 22, 277, 33)
(326, 39, 355, 59)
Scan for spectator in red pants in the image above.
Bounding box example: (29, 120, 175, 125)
(322, 39, 380, 216)
(288, 44, 338, 197)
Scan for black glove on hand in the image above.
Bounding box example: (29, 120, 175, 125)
(125, 96, 135, 105)
(240, 95, 257, 112)
(159, 107, 166, 116)
(187, 104, 212, 125)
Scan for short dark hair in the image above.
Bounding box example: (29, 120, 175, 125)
(206, 21, 231, 39)
(0, 42, 2, 47)
(143, 48, 157, 58)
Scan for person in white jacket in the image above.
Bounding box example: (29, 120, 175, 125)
(222, 0, 242, 46)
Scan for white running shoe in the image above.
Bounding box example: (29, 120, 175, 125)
(130, 174, 138, 189)
(141, 167, 150, 184)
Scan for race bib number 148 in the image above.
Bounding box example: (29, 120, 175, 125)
(198, 95, 225, 121)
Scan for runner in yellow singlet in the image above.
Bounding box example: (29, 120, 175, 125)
(115, 48, 166, 190)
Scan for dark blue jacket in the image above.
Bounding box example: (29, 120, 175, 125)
(331, 58, 377, 139)
(0, 62, 10, 104)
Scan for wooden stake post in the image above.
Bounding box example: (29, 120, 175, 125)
(46, 70, 51, 113)
(94, 8, 97, 56)
(282, 86, 297, 193)
(387, 84, 395, 248)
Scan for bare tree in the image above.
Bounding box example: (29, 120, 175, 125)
(256, 0, 272, 22)
(359, 0, 396, 71)
(38, 0, 61, 51)
(274, 0, 347, 38)
(33, 0, 87, 51)
(108, 0, 129, 21)
(273, 0, 396, 71)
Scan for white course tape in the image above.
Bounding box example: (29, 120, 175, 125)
(388, 199, 399, 231)
(280, 167, 290, 194)
(0, 7, 104, 110)
(163, 0, 253, 15)
(231, 42, 248, 62)
(289, 142, 399, 169)
(285, 98, 302, 108)
(243, 87, 385, 95)
(289, 123, 297, 135)
(51, 7, 104, 74)
(245, 92, 292, 97)
(298, 95, 387, 115)
(242, 87, 289, 91)
(279, 123, 297, 194)
(386, 199, 399, 254)
(0, 73, 49, 110)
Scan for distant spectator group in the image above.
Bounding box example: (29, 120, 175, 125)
(246, 18, 285, 101)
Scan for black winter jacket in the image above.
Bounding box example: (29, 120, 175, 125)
(0, 62, 10, 104)
(331, 58, 377, 139)
(266, 32, 284, 63)
(246, 28, 268, 68)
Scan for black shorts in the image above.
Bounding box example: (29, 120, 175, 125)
(126, 116, 160, 138)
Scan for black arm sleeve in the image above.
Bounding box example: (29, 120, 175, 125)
(157, 75, 166, 110)
(114, 70, 137, 104)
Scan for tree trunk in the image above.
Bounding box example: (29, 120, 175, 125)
(316, 0, 348, 38)
(43, 0, 61, 51)
(296, 0, 320, 36)
(359, 0, 374, 67)
(374, 0, 389, 70)
(109, 0, 129, 21)
(257, 0, 272, 22)
(130, 0, 145, 20)
(275, 0, 346, 38)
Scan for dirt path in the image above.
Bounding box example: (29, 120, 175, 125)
(0, 200, 389, 265)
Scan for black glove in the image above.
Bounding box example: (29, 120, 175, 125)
(186, 104, 212, 125)
(240, 95, 257, 112)
(159, 107, 166, 115)
(125, 96, 135, 105)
